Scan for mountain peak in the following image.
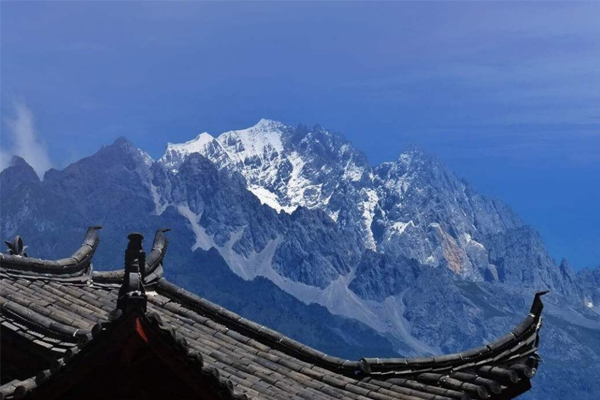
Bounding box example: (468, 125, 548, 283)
(110, 137, 148, 157)
(0, 155, 40, 187)
(160, 132, 220, 173)
(196, 131, 215, 142)
(253, 118, 285, 130)
(165, 132, 215, 152)
(112, 136, 132, 146)
(397, 145, 431, 162)
(9, 155, 32, 169)
(220, 119, 285, 156)
(403, 144, 426, 155)
(70, 137, 153, 171)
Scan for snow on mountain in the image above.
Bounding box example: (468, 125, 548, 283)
(160, 132, 221, 173)
(155, 123, 491, 280)
(158, 119, 371, 222)
(219, 118, 285, 159)
(157, 123, 528, 282)
(361, 187, 379, 249)
(157, 125, 581, 309)
(247, 185, 290, 213)
(216, 119, 296, 213)
(3, 134, 600, 400)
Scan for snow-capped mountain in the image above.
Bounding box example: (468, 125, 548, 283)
(157, 120, 567, 288)
(1, 120, 599, 399)
(159, 119, 373, 238)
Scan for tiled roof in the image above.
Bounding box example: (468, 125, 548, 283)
(0, 227, 101, 283)
(0, 228, 546, 400)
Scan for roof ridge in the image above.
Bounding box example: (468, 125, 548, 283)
(0, 230, 544, 400)
(0, 309, 246, 400)
(156, 277, 361, 372)
(0, 227, 102, 281)
(155, 278, 546, 377)
(0, 232, 246, 400)
(360, 291, 547, 375)
(92, 228, 170, 286)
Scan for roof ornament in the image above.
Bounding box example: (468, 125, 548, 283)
(143, 228, 170, 283)
(4, 235, 28, 257)
(114, 233, 147, 317)
(530, 290, 550, 317)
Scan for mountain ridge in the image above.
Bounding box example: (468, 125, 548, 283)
(155, 120, 573, 287)
(1, 121, 599, 399)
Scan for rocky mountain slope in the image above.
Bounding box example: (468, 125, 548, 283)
(158, 120, 569, 287)
(1, 120, 599, 399)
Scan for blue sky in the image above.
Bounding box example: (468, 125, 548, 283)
(1, 2, 599, 270)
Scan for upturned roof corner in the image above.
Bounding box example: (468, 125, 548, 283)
(0, 228, 545, 400)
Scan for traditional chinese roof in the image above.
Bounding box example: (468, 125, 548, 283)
(0, 228, 546, 400)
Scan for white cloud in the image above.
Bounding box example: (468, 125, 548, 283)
(0, 149, 11, 172)
(2, 102, 53, 178)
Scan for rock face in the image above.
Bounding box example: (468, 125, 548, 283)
(159, 119, 372, 243)
(577, 264, 600, 309)
(158, 122, 530, 284)
(1, 120, 599, 400)
(156, 120, 577, 291)
(372, 148, 527, 279)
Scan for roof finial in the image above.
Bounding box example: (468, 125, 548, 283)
(530, 290, 550, 317)
(5, 235, 28, 257)
(125, 232, 145, 277)
(116, 233, 147, 316)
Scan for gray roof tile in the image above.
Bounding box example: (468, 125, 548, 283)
(0, 229, 545, 400)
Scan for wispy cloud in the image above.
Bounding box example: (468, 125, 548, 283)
(1, 101, 53, 178)
(0, 149, 11, 173)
